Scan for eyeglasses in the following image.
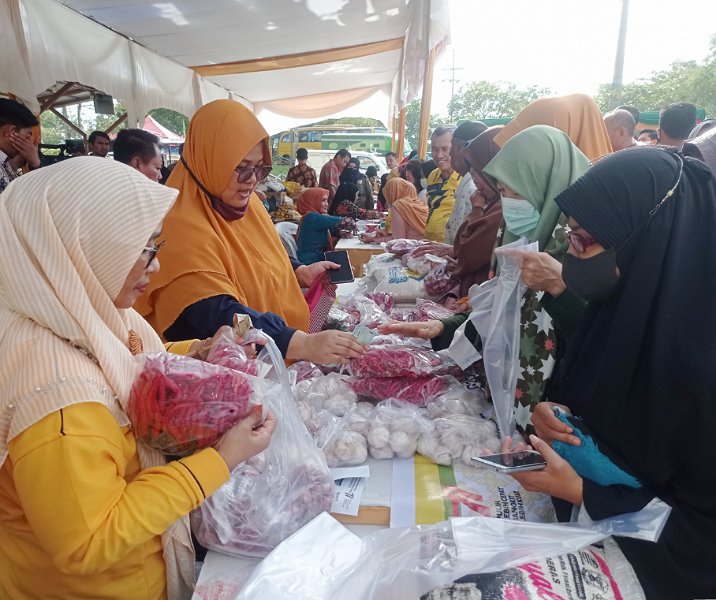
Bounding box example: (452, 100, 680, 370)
(565, 228, 599, 253)
(235, 164, 272, 183)
(565, 153, 684, 254)
(142, 241, 165, 268)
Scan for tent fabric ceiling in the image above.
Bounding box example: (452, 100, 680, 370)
(2, 0, 448, 122)
(59, 0, 413, 67)
(210, 49, 403, 103)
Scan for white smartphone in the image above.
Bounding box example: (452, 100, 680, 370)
(471, 450, 547, 473)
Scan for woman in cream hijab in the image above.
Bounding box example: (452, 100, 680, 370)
(136, 100, 363, 366)
(0, 158, 274, 599)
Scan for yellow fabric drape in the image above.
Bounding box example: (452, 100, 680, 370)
(493, 93, 613, 162)
(136, 99, 310, 337)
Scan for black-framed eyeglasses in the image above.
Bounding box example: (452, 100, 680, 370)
(235, 164, 272, 183)
(142, 241, 166, 268)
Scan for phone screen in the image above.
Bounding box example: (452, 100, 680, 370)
(324, 250, 355, 284)
(472, 451, 546, 472)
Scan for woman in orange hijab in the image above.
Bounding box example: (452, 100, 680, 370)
(296, 187, 353, 264)
(382, 178, 428, 239)
(136, 100, 363, 365)
(494, 93, 612, 162)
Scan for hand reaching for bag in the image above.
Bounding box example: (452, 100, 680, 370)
(377, 320, 444, 340)
(287, 330, 365, 365)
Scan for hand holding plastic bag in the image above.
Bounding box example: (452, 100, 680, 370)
(191, 331, 334, 557)
(449, 239, 538, 439)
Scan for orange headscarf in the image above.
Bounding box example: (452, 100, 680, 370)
(135, 99, 309, 336)
(297, 187, 329, 216)
(383, 178, 428, 236)
(493, 93, 612, 162)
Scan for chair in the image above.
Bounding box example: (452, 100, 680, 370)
(275, 221, 298, 260)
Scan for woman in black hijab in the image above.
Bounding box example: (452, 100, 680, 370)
(328, 182, 380, 220)
(512, 147, 716, 599)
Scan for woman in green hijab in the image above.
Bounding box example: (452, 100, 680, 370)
(381, 125, 589, 429)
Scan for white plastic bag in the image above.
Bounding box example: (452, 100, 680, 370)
(190, 332, 334, 557)
(449, 239, 538, 438)
(334, 500, 672, 600)
(237, 500, 671, 600)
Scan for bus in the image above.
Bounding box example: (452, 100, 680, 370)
(320, 132, 411, 155)
(270, 125, 387, 163)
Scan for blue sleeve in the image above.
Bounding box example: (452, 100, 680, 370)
(163, 295, 296, 357)
(311, 214, 342, 228)
(290, 257, 303, 270)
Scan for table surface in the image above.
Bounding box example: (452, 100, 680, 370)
(335, 236, 384, 251)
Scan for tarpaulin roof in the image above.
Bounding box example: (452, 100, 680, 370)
(142, 115, 183, 143)
(1, 0, 450, 123)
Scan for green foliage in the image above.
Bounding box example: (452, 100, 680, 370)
(403, 81, 550, 151)
(310, 116, 385, 128)
(447, 81, 552, 121)
(404, 99, 444, 150)
(39, 101, 127, 144)
(148, 108, 189, 137)
(595, 38, 716, 116)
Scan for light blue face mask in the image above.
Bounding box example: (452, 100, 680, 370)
(501, 196, 540, 236)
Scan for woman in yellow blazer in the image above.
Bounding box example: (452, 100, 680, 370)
(0, 158, 274, 599)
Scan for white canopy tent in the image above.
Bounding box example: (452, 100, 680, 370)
(2, 0, 449, 146)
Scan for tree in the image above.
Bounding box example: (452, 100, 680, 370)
(403, 99, 444, 151)
(447, 81, 552, 122)
(595, 36, 716, 115)
(148, 108, 189, 137)
(402, 81, 550, 152)
(311, 116, 385, 128)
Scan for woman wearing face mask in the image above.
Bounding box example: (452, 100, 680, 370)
(511, 147, 716, 600)
(0, 158, 276, 599)
(340, 157, 375, 210)
(382, 126, 589, 428)
(328, 182, 382, 220)
(136, 100, 364, 366)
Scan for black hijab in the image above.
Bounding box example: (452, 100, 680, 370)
(555, 146, 716, 597)
(329, 182, 359, 215)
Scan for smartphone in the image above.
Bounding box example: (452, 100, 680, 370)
(471, 451, 547, 473)
(324, 250, 355, 284)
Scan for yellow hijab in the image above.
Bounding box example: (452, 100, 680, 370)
(384, 178, 428, 236)
(136, 100, 310, 336)
(494, 93, 612, 162)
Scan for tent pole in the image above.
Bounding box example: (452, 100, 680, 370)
(105, 113, 128, 134)
(397, 107, 406, 158)
(392, 110, 398, 153)
(417, 47, 436, 160)
(50, 107, 87, 140)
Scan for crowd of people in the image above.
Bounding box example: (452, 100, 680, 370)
(0, 90, 715, 600)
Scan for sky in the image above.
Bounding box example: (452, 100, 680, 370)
(258, 0, 716, 134)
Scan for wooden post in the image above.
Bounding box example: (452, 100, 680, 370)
(50, 107, 87, 140)
(417, 47, 437, 160)
(397, 107, 406, 158)
(392, 110, 398, 153)
(105, 113, 128, 134)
